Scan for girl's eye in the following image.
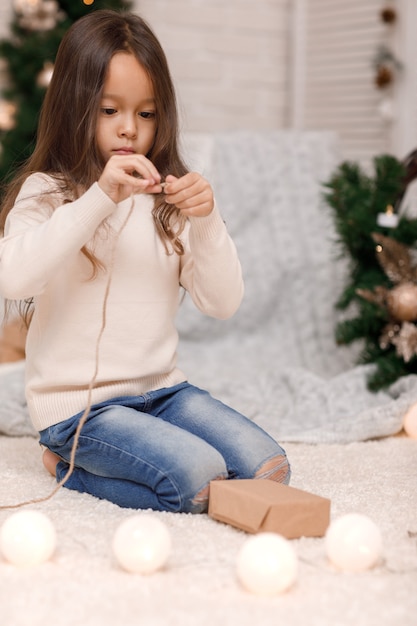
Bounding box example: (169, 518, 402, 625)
(140, 111, 156, 120)
(101, 107, 117, 115)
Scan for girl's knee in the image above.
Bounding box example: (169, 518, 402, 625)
(185, 452, 228, 514)
(255, 453, 291, 485)
(190, 473, 225, 514)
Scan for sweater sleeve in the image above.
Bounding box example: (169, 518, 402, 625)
(0, 174, 115, 300)
(179, 203, 244, 319)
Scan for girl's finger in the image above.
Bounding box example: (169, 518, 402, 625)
(144, 181, 166, 194)
(109, 154, 161, 185)
(163, 173, 198, 195)
(164, 176, 203, 201)
(167, 188, 209, 210)
(179, 200, 213, 217)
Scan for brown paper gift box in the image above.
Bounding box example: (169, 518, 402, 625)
(208, 479, 330, 539)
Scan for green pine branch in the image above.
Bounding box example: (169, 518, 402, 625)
(324, 153, 417, 390)
(0, 0, 132, 184)
(366, 352, 417, 391)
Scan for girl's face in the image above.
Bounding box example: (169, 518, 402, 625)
(96, 52, 157, 163)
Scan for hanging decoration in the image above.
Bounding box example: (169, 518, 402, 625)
(373, 3, 402, 126)
(373, 45, 401, 89)
(373, 3, 401, 89)
(380, 5, 397, 24)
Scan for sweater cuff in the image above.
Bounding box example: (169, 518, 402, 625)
(187, 202, 227, 241)
(74, 183, 116, 231)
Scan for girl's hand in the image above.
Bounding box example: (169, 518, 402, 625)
(163, 172, 214, 217)
(98, 154, 163, 204)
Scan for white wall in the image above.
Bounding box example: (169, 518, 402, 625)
(135, 0, 290, 133)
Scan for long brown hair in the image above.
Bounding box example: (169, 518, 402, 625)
(0, 10, 188, 263)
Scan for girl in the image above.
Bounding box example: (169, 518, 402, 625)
(0, 10, 290, 513)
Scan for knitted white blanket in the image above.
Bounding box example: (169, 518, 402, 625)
(1, 131, 416, 442)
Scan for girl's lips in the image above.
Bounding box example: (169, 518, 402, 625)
(113, 148, 135, 155)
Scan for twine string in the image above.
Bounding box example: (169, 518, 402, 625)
(0, 194, 135, 510)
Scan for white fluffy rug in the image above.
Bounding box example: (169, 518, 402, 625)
(0, 434, 416, 626)
(0, 129, 416, 626)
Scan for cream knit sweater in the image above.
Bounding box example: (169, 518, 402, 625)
(0, 173, 243, 431)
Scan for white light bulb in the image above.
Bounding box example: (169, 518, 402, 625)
(325, 513, 382, 572)
(0, 510, 56, 567)
(403, 403, 417, 439)
(236, 532, 297, 595)
(112, 515, 172, 574)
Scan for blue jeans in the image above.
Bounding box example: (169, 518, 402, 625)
(39, 382, 290, 513)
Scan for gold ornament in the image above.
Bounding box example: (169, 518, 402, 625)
(387, 283, 417, 321)
(355, 233, 417, 360)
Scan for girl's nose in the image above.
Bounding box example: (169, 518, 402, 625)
(119, 116, 137, 138)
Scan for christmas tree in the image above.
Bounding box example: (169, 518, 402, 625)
(324, 149, 417, 390)
(0, 0, 132, 187)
